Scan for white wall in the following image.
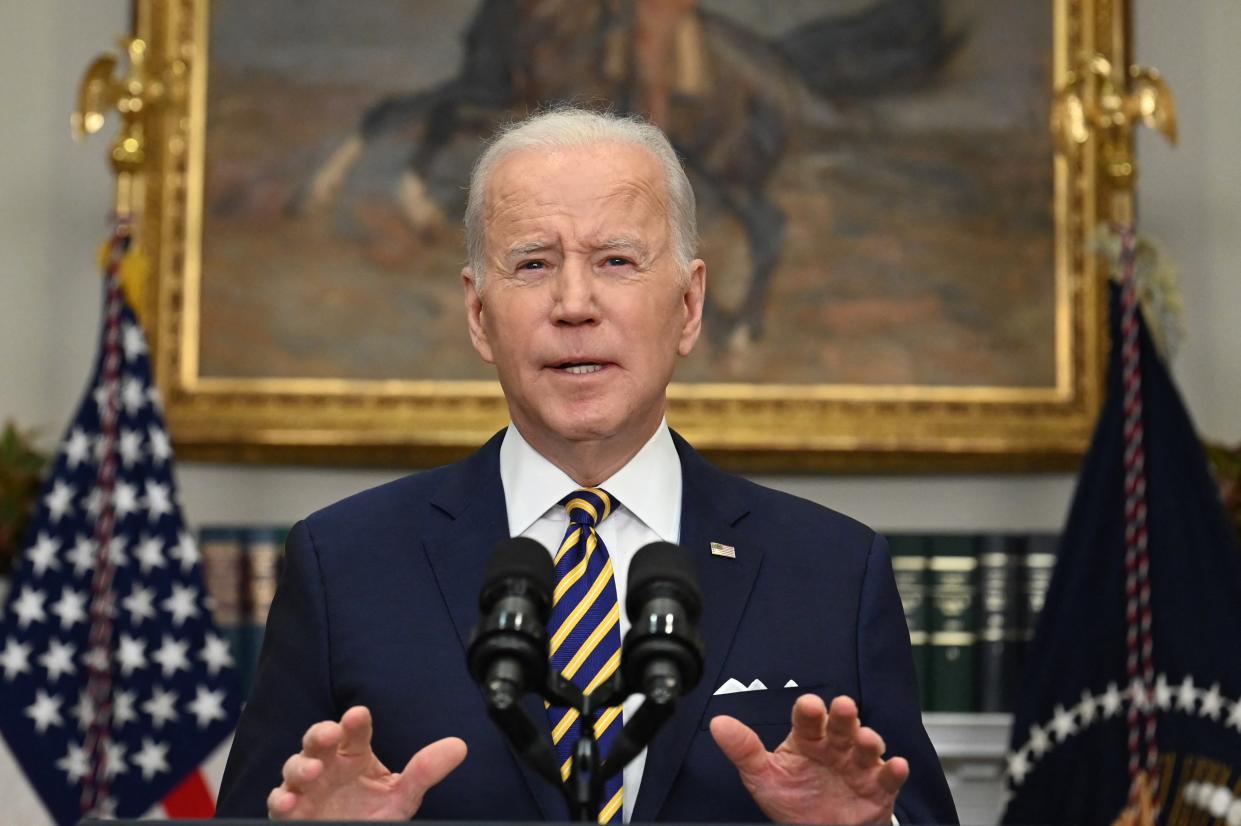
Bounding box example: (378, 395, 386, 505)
(1, 0, 1237, 536)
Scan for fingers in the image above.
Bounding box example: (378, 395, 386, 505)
(709, 715, 769, 776)
(876, 755, 910, 795)
(266, 786, 299, 820)
(302, 719, 343, 759)
(824, 695, 860, 753)
(851, 724, 887, 769)
(396, 737, 469, 804)
(281, 753, 324, 791)
(789, 694, 828, 743)
(338, 705, 375, 757)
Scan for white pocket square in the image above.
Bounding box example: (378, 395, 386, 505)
(714, 677, 792, 695)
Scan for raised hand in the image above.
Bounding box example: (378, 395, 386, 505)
(710, 694, 908, 826)
(267, 705, 467, 821)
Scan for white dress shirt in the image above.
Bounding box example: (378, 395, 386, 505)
(499, 420, 682, 823)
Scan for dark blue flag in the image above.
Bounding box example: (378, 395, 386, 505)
(0, 231, 242, 823)
(1002, 272, 1241, 824)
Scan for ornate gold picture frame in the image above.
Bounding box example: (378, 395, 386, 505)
(121, 0, 1133, 471)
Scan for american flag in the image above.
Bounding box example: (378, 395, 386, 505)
(0, 228, 241, 823)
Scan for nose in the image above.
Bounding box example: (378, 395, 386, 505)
(550, 257, 599, 326)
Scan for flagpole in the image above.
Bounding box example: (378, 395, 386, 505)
(1050, 7, 1178, 816)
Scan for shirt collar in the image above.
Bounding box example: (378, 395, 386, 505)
(499, 420, 681, 542)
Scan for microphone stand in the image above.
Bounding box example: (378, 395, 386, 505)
(482, 667, 681, 822)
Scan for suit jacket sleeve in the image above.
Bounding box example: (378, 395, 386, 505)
(858, 532, 958, 824)
(216, 520, 338, 817)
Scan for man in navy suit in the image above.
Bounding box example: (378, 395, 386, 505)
(217, 108, 957, 824)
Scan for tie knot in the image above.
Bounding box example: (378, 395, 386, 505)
(560, 488, 615, 527)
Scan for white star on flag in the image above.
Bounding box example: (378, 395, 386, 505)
(1199, 683, 1224, 720)
(117, 633, 147, 677)
(142, 686, 180, 729)
(200, 633, 235, 676)
(43, 482, 76, 523)
(1176, 675, 1199, 712)
(122, 320, 148, 361)
(162, 583, 202, 626)
(1049, 704, 1078, 742)
(25, 532, 62, 577)
(25, 689, 65, 733)
(134, 533, 167, 573)
(121, 375, 147, 415)
(63, 428, 92, 468)
(50, 586, 88, 630)
(151, 634, 191, 677)
(187, 685, 228, 729)
(169, 530, 200, 571)
(132, 737, 171, 780)
(103, 740, 128, 780)
(1099, 682, 1123, 718)
(0, 638, 33, 680)
(55, 742, 89, 783)
(148, 425, 171, 464)
(39, 639, 78, 682)
(65, 534, 97, 576)
(114, 688, 139, 728)
(113, 480, 140, 518)
(1227, 700, 1241, 733)
(122, 584, 158, 625)
(71, 690, 96, 731)
(11, 588, 47, 629)
(144, 479, 173, 520)
(118, 427, 144, 467)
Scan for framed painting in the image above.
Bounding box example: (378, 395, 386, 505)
(129, 0, 1129, 471)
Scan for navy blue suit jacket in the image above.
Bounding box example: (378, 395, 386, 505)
(216, 431, 957, 822)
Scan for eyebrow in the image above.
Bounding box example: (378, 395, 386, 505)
(504, 240, 554, 259)
(591, 236, 650, 259)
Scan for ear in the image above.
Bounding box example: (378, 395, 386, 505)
(676, 259, 706, 357)
(462, 266, 495, 364)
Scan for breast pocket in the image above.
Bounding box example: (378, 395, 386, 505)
(698, 683, 835, 730)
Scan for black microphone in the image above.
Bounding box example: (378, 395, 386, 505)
(467, 537, 555, 709)
(621, 542, 705, 702)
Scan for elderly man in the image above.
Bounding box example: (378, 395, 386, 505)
(216, 108, 956, 824)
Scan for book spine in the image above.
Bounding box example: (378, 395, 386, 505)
(888, 534, 931, 709)
(199, 526, 248, 688)
(241, 526, 286, 698)
(976, 534, 1025, 712)
(1023, 533, 1058, 640)
(927, 536, 979, 712)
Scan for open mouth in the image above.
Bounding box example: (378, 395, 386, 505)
(552, 361, 607, 375)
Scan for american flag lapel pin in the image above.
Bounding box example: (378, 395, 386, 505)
(710, 541, 736, 559)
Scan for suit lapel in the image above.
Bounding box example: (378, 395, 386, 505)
(631, 433, 763, 822)
(422, 431, 568, 821)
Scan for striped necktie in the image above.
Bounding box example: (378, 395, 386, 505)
(546, 488, 625, 824)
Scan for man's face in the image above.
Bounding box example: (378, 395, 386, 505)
(463, 142, 705, 456)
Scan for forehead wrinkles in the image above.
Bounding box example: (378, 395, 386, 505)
(483, 148, 671, 254)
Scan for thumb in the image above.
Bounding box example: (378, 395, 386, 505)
(709, 715, 768, 777)
(396, 737, 468, 810)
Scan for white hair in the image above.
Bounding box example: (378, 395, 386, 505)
(463, 107, 698, 292)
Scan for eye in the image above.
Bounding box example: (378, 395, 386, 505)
(517, 260, 546, 271)
(603, 256, 633, 268)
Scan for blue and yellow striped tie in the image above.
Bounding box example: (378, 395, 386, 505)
(546, 488, 624, 824)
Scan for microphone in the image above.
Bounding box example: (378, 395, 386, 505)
(467, 537, 555, 709)
(621, 542, 705, 702)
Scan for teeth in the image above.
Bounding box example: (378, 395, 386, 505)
(563, 364, 603, 375)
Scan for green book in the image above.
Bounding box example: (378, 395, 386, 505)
(1023, 533, 1058, 640)
(887, 534, 931, 708)
(927, 535, 979, 712)
(976, 534, 1025, 712)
